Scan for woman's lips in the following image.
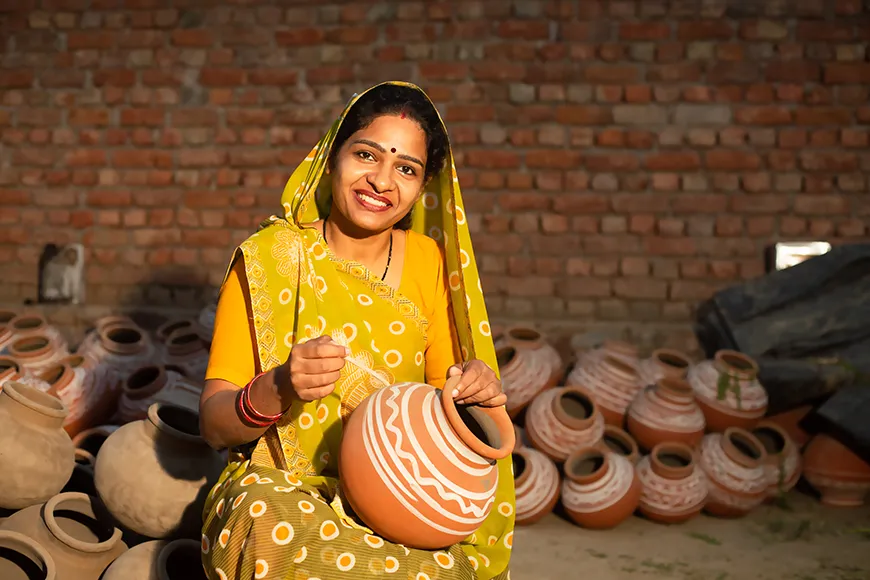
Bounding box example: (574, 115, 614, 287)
(354, 189, 393, 213)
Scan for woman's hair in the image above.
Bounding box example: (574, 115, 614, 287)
(328, 85, 450, 230)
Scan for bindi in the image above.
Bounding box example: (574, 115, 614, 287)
(391, 147, 396, 153)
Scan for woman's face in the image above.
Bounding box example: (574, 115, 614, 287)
(330, 114, 428, 233)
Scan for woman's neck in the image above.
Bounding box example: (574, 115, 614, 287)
(323, 213, 392, 268)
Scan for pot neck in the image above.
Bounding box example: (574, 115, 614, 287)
(100, 326, 146, 356)
(42, 493, 123, 554)
(505, 327, 545, 351)
(650, 443, 695, 480)
(714, 350, 759, 381)
(38, 363, 75, 396)
(552, 387, 597, 431)
(166, 330, 206, 358)
(654, 377, 694, 404)
(439, 376, 514, 461)
(0, 530, 56, 580)
(157, 539, 202, 580)
(0, 381, 67, 429)
(124, 366, 169, 400)
(565, 447, 609, 485)
(650, 348, 691, 379)
(145, 403, 208, 450)
(721, 428, 766, 468)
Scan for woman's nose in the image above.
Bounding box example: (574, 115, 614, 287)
(367, 163, 394, 193)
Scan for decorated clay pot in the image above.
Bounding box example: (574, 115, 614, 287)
(752, 421, 802, 499)
(339, 377, 515, 549)
(1, 492, 127, 580)
(636, 442, 707, 524)
(497, 345, 555, 418)
(78, 323, 156, 405)
(699, 428, 768, 517)
(763, 405, 812, 448)
(566, 354, 643, 426)
(575, 339, 639, 369)
(94, 403, 224, 539)
(803, 434, 870, 507)
(8, 314, 67, 350)
(525, 386, 606, 463)
(626, 378, 705, 452)
(0, 381, 75, 509)
(101, 539, 205, 580)
(117, 366, 172, 424)
(162, 329, 209, 381)
(636, 349, 692, 386)
(688, 350, 768, 432)
(512, 446, 560, 526)
(497, 326, 564, 385)
(0, 529, 57, 580)
(76, 315, 137, 356)
(599, 425, 641, 464)
(562, 447, 641, 529)
(9, 335, 68, 375)
(0, 356, 22, 389)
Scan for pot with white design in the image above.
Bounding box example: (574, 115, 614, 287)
(498, 345, 556, 418)
(339, 377, 515, 550)
(513, 446, 560, 525)
(566, 354, 643, 426)
(636, 349, 692, 386)
(101, 539, 204, 580)
(524, 386, 606, 463)
(751, 421, 802, 500)
(688, 350, 768, 432)
(599, 425, 641, 465)
(497, 326, 564, 387)
(562, 447, 641, 529)
(698, 428, 769, 517)
(626, 377, 706, 452)
(636, 442, 707, 524)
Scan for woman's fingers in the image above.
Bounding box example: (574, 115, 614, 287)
(296, 383, 336, 402)
(298, 356, 346, 375)
(455, 379, 502, 405)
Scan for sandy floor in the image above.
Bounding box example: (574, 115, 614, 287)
(511, 490, 870, 580)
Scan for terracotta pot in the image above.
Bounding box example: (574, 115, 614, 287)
(525, 386, 606, 463)
(339, 377, 515, 549)
(94, 403, 224, 539)
(78, 324, 156, 404)
(101, 539, 205, 580)
(599, 425, 641, 465)
(0, 492, 127, 580)
(803, 434, 870, 507)
(513, 446, 560, 526)
(762, 405, 813, 448)
(566, 354, 643, 426)
(155, 319, 195, 344)
(636, 442, 707, 524)
(626, 377, 706, 452)
(699, 428, 768, 517)
(497, 326, 564, 386)
(562, 447, 641, 529)
(154, 372, 202, 416)
(688, 350, 768, 432)
(76, 315, 137, 357)
(117, 366, 171, 424)
(9, 314, 66, 347)
(752, 421, 802, 499)
(497, 344, 555, 418)
(636, 349, 692, 386)
(9, 335, 67, 375)
(0, 324, 12, 353)
(0, 529, 57, 580)
(0, 381, 75, 510)
(575, 339, 639, 369)
(0, 356, 22, 389)
(162, 329, 209, 381)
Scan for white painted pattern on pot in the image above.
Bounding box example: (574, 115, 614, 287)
(627, 385, 705, 432)
(699, 434, 767, 509)
(500, 347, 550, 413)
(562, 452, 634, 514)
(635, 456, 708, 515)
(514, 448, 560, 522)
(361, 384, 496, 536)
(764, 445, 802, 497)
(525, 388, 605, 462)
(688, 360, 768, 412)
(567, 361, 639, 418)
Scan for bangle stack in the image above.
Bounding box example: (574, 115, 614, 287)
(237, 373, 283, 427)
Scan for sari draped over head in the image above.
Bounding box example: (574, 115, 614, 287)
(206, 82, 514, 579)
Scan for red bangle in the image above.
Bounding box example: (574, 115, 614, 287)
(238, 372, 283, 427)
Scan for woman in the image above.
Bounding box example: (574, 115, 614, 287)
(199, 81, 514, 580)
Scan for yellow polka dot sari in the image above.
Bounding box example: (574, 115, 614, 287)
(201, 82, 514, 580)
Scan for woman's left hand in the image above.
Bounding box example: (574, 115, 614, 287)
(446, 360, 507, 407)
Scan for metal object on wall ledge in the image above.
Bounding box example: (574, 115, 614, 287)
(38, 243, 85, 305)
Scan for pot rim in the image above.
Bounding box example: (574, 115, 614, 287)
(721, 427, 767, 469)
(37, 362, 75, 394)
(0, 355, 20, 374)
(0, 309, 17, 324)
(440, 375, 515, 461)
(43, 492, 123, 554)
(71, 425, 120, 451)
(10, 313, 47, 332)
(1, 380, 68, 419)
(75, 448, 96, 467)
(0, 529, 57, 580)
(147, 402, 207, 445)
(564, 446, 609, 486)
(655, 377, 694, 402)
(511, 446, 535, 488)
(551, 385, 598, 431)
(156, 318, 195, 342)
(651, 348, 692, 371)
(9, 334, 53, 359)
(601, 424, 639, 459)
(504, 326, 545, 349)
(166, 329, 206, 356)
(650, 442, 696, 480)
(123, 365, 168, 400)
(494, 345, 519, 373)
(751, 420, 792, 457)
(98, 325, 145, 356)
(714, 349, 759, 380)
(156, 539, 201, 578)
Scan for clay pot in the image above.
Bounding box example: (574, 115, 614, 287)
(688, 350, 768, 432)
(566, 354, 643, 426)
(752, 421, 802, 499)
(117, 366, 171, 424)
(562, 446, 641, 529)
(0, 492, 127, 580)
(699, 428, 769, 517)
(497, 345, 555, 418)
(525, 386, 606, 463)
(803, 434, 870, 507)
(9, 335, 67, 375)
(0, 381, 75, 510)
(0, 356, 22, 388)
(636, 349, 692, 387)
(497, 326, 564, 385)
(155, 319, 195, 344)
(162, 330, 209, 381)
(599, 425, 641, 465)
(636, 442, 708, 524)
(0, 325, 12, 352)
(339, 377, 515, 549)
(763, 405, 812, 448)
(0, 529, 57, 580)
(79, 324, 156, 404)
(575, 339, 639, 369)
(512, 446, 560, 526)
(101, 539, 205, 580)
(154, 373, 202, 415)
(626, 378, 706, 452)
(72, 425, 120, 458)
(94, 403, 224, 539)
(9, 314, 66, 347)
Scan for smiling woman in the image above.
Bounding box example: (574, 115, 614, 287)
(197, 82, 514, 580)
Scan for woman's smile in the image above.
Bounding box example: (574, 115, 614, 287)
(354, 188, 393, 212)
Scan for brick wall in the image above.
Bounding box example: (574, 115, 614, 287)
(1, 0, 869, 347)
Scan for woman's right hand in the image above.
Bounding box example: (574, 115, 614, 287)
(284, 335, 349, 402)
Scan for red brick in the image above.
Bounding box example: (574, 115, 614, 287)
(705, 150, 762, 170)
(766, 62, 821, 83)
(643, 152, 701, 171)
(795, 108, 852, 126)
(825, 64, 870, 84)
(797, 22, 853, 41)
(800, 151, 859, 172)
(619, 22, 671, 40)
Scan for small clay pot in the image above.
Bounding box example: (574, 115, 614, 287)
(513, 446, 561, 526)
(162, 330, 209, 381)
(752, 421, 802, 500)
(101, 539, 205, 580)
(762, 405, 812, 448)
(566, 354, 643, 426)
(498, 345, 555, 418)
(636, 349, 692, 386)
(525, 386, 606, 463)
(688, 350, 768, 432)
(636, 442, 708, 524)
(99, 326, 147, 357)
(599, 425, 641, 465)
(626, 377, 706, 452)
(155, 319, 195, 344)
(699, 428, 769, 518)
(562, 447, 641, 529)
(118, 366, 170, 424)
(0, 529, 57, 580)
(498, 326, 564, 386)
(803, 434, 870, 507)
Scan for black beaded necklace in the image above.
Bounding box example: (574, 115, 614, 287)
(322, 219, 393, 281)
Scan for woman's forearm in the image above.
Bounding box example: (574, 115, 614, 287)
(199, 364, 295, 450)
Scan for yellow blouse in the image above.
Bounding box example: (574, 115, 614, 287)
(206, 229, 461, 390)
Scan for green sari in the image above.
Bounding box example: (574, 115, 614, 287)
(201, 82, 514, 580)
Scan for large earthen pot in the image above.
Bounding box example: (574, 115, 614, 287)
(339, 377, 515, 550)
(0, 381, 75, 510)
(803, 434, 870, 507)
(688, 350, 768, 432)
(752, 421, 802, 500)
(94, 403, 224, 539)
(699, 428, 769, 518)
(161, 329, 209, 382)
(525, 386, 605, 463)
(101, 539, 205, 580)
(512, 446, 560, 526)
(626, 377, 706, 452)
(0, 529, 57, 580)
(561, 446, 641, 529)
(636, 442, 708, 524)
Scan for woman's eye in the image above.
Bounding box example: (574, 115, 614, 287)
(398, 166, 416, 176)
(356, 151, 374, 161)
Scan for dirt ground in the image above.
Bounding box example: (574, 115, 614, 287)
(511, 490, 870, 580)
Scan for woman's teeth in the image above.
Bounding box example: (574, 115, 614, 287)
(358, 192, 389, 207)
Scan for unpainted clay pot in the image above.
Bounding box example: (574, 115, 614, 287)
(599, 425, 641, 465)
(162, 329, 209, 382)
(636, 442, 708, 524)
(0, 492, 127, 580)
(117, 366, 171, 424)
(561, 447, 641, 529)
(0, 529, 57, 580)
(497, 344, 555, 418)
(626, 377, 706, 452)
(339, 377, 515, 549)
(636, 349, 692, 387)
(566, 354, 643, 426)
(512, 446, 560, 526)
(688, 350, 768, 432)
(100, 539, 205, 580)
(94, 403, 224, 539)
(0, 381, 75, 510)
(699, 428, 769, 517)
(752, 421, 802, 500)
(497, 326, 564, 386)
(803, 434, 870, 507)
(524, 386, 606, 463)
